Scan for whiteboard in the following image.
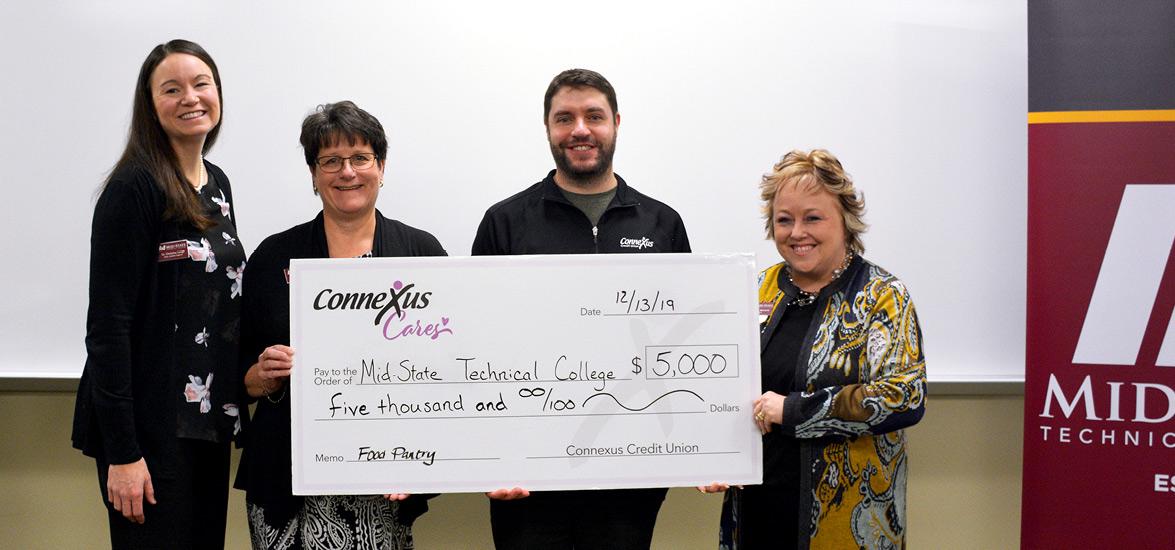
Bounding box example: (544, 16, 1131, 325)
(0, 0, 1026, 383)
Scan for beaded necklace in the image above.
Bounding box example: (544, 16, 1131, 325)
(786, 251, 854, 307)
(190, 156, 208, 192)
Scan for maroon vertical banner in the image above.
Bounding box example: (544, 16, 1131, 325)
(1024, 2, 1175, 548)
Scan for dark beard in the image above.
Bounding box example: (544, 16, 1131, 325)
(549, 139, 616, 185)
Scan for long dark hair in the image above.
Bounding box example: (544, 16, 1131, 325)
(107, 39, 223, 229)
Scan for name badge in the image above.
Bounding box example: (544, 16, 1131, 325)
(158, 240, 189, 262)
(758, 301, 775, 324)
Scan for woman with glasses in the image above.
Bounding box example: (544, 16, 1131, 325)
(71, 39, 243, 548)
(235, 100, 445, 549)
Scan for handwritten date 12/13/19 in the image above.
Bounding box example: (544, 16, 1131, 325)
(615, 290, 675, 314)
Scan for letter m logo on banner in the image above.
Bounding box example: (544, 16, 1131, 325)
(1071, 185, 1175, 367)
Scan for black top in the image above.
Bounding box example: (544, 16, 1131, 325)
(172, 174, 246, 441)
(759, 290, 815, 488)
(72, 161, 243, 472)
(472, 170, 690, 255)
(233, 211, 446, 527)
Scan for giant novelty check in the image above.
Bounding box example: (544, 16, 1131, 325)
(289, 253, 763, 494)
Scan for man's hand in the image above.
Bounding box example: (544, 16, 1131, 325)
(485, 487, 530, 500)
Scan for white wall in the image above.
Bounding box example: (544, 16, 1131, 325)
(0, 0, 1027, 381)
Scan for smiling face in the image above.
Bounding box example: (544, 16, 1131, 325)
(771, 177, 849, 291)
(546, 86, 619, 186)
(312, 138, 384, 223)
(150, 53, 220, 146)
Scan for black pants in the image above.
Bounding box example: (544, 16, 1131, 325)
(490, 488, 666, 550)
(96, 438, 230, 550)
(738, 484, 799, 550)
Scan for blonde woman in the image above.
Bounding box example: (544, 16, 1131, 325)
(703, 149, 927, 550)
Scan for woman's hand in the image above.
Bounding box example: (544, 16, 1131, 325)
(383, 493, 410, 501)
(107, 458, 156, 524)
(245, 345, 295, 398)
(753, 391, 786, 434)
(696, 482, 730, 494)
(485, 487, 530, 500)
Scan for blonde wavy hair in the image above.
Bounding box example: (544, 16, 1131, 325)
(760, 149, 867, 253)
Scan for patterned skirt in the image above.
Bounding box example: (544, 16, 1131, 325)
(247, 495, 413, 550)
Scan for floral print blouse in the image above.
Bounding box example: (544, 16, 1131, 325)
(173, 171, 245, 441)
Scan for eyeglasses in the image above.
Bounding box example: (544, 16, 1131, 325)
(316, 153, 377, 173)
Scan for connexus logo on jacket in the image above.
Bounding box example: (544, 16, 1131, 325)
(619, 237, 654, 250)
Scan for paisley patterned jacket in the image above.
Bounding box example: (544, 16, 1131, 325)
(760, 255, 926, 550)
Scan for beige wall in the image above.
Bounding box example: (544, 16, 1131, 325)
(0, 392, 1022, 549)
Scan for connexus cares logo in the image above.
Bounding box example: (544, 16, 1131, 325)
(311, 280, 454, 341)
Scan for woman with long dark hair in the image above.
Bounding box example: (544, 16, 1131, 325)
(72, 39, 243, 549)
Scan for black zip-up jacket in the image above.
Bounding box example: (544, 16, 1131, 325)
(470, 169, 690, 513)
(472, 170, 691, 255)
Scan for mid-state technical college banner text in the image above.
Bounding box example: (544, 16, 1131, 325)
(288, 253, 763, 495)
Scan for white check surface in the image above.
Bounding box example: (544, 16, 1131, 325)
(290, 253, 762, 494)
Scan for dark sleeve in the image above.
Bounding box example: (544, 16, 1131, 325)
(83, 172, 163, 464)
(237, 239, 276, 407)
(399, 493, 437, 526)
(414, 229, 448, 257)
(471, 210, 501, 256)
(672, 212, 691, 253)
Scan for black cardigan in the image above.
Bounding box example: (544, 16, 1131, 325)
(234, 211, 446, 527)
(72, 161, 239, 474)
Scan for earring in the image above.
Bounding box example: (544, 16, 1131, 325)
(379, 180, 384, 188)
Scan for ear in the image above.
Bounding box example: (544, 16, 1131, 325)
(309, 166, 318, 195)
(614, 112, 621, 129)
